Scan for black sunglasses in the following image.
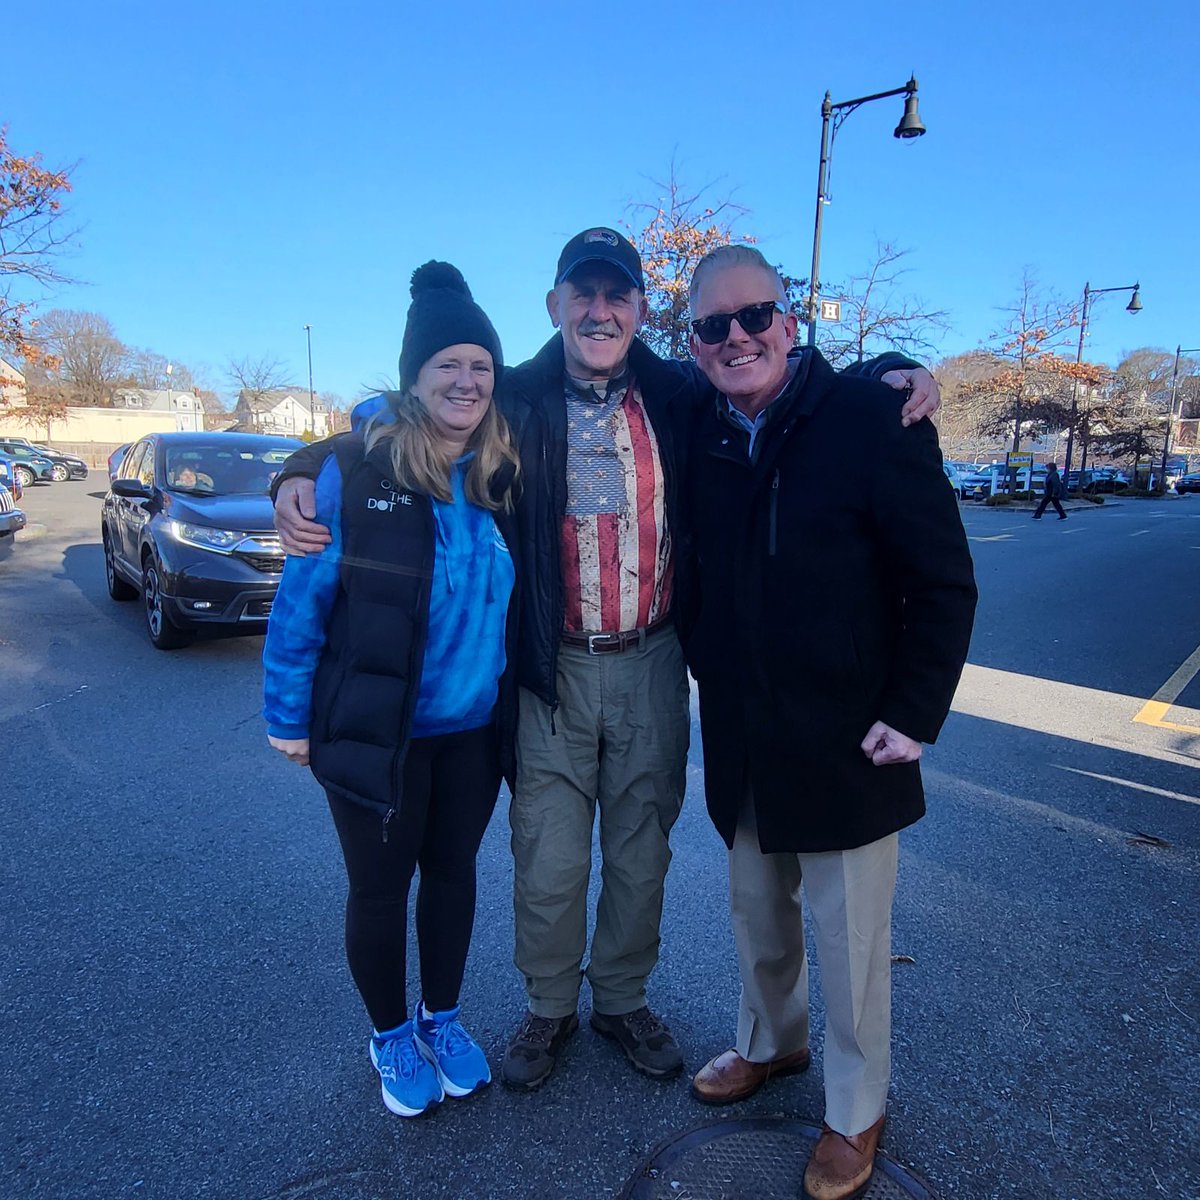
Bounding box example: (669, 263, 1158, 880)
(690, 300, 784, 345)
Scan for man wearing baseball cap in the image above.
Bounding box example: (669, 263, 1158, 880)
(270, 228, 940, 1090)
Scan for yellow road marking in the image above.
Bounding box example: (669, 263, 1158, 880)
(1133, 643, 1200, 733)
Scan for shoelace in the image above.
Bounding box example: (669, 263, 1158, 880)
(432, 1018, 475, 1058)
(515, 1015, 558, 1048)
(627, 1008, 666, 1039)
(377, 1035, 421, 1082)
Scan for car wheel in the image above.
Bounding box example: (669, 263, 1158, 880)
(50, 464, 69, 482)
(14, 465, 34, 489)
(103, 529, 137, 601)
(142, 555, 193, 649)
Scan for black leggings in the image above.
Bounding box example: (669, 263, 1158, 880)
(1034, 495, 1066, 518)
(326, 724, 501, 1031)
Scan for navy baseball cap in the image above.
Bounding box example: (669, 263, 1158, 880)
(554, 227, 644, 292)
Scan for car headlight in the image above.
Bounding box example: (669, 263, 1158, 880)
(167, 520, 246, 553)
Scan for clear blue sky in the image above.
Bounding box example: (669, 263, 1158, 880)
(6, 0, 1197, 403)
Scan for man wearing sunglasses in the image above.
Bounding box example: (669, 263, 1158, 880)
(270, 229, 941, 1096)
(677, 245, 976, 1200)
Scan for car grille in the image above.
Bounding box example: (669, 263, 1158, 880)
(234, 534, 286, 574)
(241, 553, 285, 574)
(243, 599, 274, 619)
(0, 487, 14, 514)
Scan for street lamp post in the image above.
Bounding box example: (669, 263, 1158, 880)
(1161, 345, 1200, 488)
(303, 324, 315, 435)
(806, 75, 926, 348)
(1063, 281, 1142, 480)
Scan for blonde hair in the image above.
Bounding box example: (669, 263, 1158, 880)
(363, 387, 520, 512)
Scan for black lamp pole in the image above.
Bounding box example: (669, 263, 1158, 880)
(806, 76, 926, 348)
(303, 324, 315, 434)
(1063, 282, 1142, 480)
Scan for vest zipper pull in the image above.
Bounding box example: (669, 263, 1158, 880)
(550, 703, 558, 736)
(381, 807, 396, 843)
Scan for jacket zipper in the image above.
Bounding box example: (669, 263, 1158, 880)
(769, 469, 780, 556)
(381, 499, 434, 844)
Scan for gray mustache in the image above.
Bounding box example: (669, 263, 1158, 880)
(579, 322, 620, 337)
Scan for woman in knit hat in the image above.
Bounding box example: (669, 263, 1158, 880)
(263, 262, 520, 1117)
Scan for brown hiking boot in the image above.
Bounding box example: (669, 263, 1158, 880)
(499, 1011, 578, 1090)
(590, 1006, 683, 1078)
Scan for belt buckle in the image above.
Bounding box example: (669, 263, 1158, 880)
(587, 632, 618, 655)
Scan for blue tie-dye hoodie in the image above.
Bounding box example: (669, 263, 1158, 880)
(262, 444, 514, 741)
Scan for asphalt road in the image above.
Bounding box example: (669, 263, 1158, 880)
(2, 482, 1198, 1200)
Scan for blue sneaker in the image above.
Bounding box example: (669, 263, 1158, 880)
(369, 1022, 444, 1117)
(414, 1003, 492, 1097)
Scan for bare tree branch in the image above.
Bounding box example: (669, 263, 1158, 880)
(227, 355, 294, 431)
(623, 157, 753, 361)
(0, 126, 78, 362)
(816, 240, 951, 367)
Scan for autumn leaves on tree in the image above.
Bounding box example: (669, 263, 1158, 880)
(0, 126, 75, 367)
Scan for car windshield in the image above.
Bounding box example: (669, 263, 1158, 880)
(164, 443, 299, 495)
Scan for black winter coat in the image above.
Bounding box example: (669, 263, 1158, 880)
(307, 436, 520, 823)
(677, 350, 977, 854)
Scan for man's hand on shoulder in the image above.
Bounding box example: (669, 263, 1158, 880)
(880, 367, 940, 427)
(275, 477, 331, 555)
(861, 721, 923, 766)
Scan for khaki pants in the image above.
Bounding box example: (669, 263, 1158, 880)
(511, 631, 690, 1018)
(729, 796, 898, 1136)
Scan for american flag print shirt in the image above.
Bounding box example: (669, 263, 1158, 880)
(560, 373, 673, 634)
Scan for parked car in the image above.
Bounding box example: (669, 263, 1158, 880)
(29, 444, 89, 481)
(1080, 467, 1129, 494)
(102, 432, 303, 649)
(108, 442, 133, 482)
(0, 454, 23, 501)
(959, 463, 997, 499)
(1175, 473, 1200, 495)
(0, 481, 27, 545)
(0, 441, 56, 488)
(942, 461, 970, 499)
(970, 463, 1048, 499)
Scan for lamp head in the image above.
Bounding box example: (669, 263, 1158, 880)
(894, 76, 926, 139)
(1126, 286, 1142, 313)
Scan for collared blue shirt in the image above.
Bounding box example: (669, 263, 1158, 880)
(721, 359, 802, 459)
(723, 400, 771, 458)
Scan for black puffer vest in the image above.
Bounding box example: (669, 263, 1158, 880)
(308, 436, 518, 827)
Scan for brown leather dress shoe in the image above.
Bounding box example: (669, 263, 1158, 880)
(802, 1113, 885, 1200)
(690, 1046, 811, 1105)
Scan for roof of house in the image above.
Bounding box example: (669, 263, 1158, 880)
(0, 357, 27, 385)
(112, 387, 202, 412)
(235, 388, 322, 413)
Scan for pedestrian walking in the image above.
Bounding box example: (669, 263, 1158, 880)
(262, 261, 520, 1118)
(1033, 462, 1068, 519)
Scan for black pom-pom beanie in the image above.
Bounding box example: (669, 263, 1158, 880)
(397, 261, 504, 390)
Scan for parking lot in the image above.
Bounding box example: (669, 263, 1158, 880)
(2, 482, 1199, 1200)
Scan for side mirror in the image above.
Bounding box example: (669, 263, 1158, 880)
(111, 478, 152, 499)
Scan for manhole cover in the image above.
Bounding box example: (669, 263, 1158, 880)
(621, 1117, 938, 1200)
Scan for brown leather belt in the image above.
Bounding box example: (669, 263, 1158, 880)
(561, 615, 673, 655)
